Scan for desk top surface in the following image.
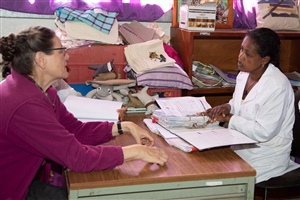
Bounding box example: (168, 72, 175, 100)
(66, 113, 256, 190)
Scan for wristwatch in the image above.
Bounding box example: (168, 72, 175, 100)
(117, 121, 123, 135)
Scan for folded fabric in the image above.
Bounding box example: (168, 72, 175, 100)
(55, 7, 118, 34)
(119, 20, 160, 44)
(54, 22, 94, 49)
(256, 0, 300, 30)
(64, 20, 119, 44)
(124, 39, 176, 74)
(135, 64, 193, 90)
(163, 43, 184, 68)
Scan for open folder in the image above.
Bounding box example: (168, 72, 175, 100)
(64, 95, 122, 122)
(169, 126, 257, 151)
(145, 118, 256, 152)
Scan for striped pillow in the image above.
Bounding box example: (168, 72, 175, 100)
(135, 64, 193, 90)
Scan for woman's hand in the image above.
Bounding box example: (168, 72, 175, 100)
(118, 121, 155, 146)
(200, 103, 232, 123)
(122, 144, 168, 166)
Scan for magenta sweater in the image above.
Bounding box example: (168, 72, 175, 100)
(0, 70, 124, 200)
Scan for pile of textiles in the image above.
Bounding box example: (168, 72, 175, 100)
(54, 7, 191, 90)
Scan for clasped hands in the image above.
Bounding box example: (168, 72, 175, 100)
(197, 104, 232, 124)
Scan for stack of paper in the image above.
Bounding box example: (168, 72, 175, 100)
(154, 96, 211, 128)
(143, 119, 197, 152)
(155, 96, 211, 117)
(64, 95, 122, 122)
(151, 96, 257, 151)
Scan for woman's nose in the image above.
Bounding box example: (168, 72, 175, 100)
(65, 52, 69, 61)
(238, 51, 244, 60)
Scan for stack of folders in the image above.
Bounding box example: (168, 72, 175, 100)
(144, 96, 257, 152)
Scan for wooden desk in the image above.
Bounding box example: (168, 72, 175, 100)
(66, 113, 256, 200)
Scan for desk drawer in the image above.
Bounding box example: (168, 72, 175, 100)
(70, 178, 254, 200)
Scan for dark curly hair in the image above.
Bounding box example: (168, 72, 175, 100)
(245, 27, 281, 69)
(0, 26, 56, 78)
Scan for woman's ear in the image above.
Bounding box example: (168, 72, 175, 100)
(34, 51, 47, 69)
(262, 56, 270, 66)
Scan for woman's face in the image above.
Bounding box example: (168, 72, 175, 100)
(237, 36, 267, 73)
(43, 36, 69, 81)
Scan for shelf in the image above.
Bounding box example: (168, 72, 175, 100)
(171, 27, 300, 105)
(184, 87, 235, 96)
(171, 0, 300, 105)
(179, 28, 300, 39)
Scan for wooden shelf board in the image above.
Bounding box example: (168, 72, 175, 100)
(184, 87, 235, 95)
(175, 28, 300, 39)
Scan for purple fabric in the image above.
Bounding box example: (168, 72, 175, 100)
(118, 3, 164, 22)
(36, 161, 66, 187)
(233, 0, 257, 29)
(296, 154, 300, 164)
(163, 43, 184, 68)
(135, 64, 193, 90)
(0, 0, 165, 21)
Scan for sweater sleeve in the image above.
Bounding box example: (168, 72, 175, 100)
(7, 98, 124, 172)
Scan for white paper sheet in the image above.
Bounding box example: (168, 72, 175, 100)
(143, 119, 195, 152)
(64, 95, 122, 122)
(155, 96, 211, 117)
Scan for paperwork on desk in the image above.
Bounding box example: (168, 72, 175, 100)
(154, 96, 211, 128)
(64, 95, 122, 122)
(155, 96, 211, 117)
(144, 118, 196, 152)
(145, 118, 256, 152)
(147, 96, 257, 152)
(170, 127, 257, 151)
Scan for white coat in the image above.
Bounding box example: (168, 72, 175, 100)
(229, 64, 295, 183)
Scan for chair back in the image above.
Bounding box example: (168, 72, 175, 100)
(291, 89, 300, 157)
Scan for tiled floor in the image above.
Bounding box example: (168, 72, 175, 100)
(254, 187, 300, 200)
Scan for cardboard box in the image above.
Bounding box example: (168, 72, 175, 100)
(179, 2, 217, 32)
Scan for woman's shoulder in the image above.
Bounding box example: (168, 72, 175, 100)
(265, 65, 290, 85)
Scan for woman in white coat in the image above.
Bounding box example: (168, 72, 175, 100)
(203, 27, 295, 183)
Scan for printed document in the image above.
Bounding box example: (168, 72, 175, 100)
(155, 96, 211, 117)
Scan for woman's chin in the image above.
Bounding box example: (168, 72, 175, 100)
(62, 71, 69, 79)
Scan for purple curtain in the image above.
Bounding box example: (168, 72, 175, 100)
(0, 0, 165, 22)
(233, 0, 257, 29)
